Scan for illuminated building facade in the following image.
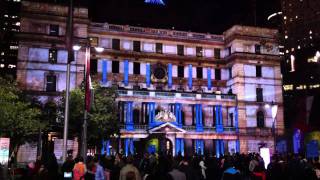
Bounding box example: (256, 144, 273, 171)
(280, 0, 320, 139)
(0, 0, 21, 77)
(17, 1, 284, 157)
(281, 0, 320, 90)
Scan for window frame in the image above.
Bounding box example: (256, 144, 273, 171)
(46, 74, 57, 92)
(256, 65, 262, 77)
(156, 43, 163, 54)
(256, 88, 263, 102)
(228, 67, 232, 79)
(48, 48, 57, 64)
(215, 68, 221, 80)
(133, 41, 141, 52)
(133, 62, 140, 75)
(214, 48, 221, 59)
(49, 24, 59, 36)
(196, 67, 203, 79)
(178, 65, 184, 78)
(257, 110, 265, 128)
(112, 39, 120, 50)
(112, 60, 119, 73)
(255, 44, 261, 54)
(196, 46, 203, 57)
(90, 59, 98, 75)
(177, 44, 184, 56)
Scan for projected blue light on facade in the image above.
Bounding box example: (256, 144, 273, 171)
(145, 0, 165, 5)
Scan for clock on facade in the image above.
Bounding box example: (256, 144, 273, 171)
(151, 63, 168, 83)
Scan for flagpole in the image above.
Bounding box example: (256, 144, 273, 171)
(63, 0, 74, 162)
(81, 45, 90, 161)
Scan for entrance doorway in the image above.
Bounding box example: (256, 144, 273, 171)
(146, 134, 173, 155)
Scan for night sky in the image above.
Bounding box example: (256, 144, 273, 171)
(86, 0, 280, 34)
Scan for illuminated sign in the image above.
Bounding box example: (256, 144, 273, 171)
(260, 147, 270, 169)
(283, 84, 293, 91)
(145, 0, 165, 5)
(307, 51, 320, 63)
(0, 138, 10, 165)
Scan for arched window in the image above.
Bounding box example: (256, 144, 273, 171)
(257, 110, 265, 128)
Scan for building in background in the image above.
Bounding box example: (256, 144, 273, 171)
(16, 1, 284, 159)
(16, 1, 89, 161)
(0, 0, 21, 78)
(278, 0, 320, 153)
(267, 0, 320, 154)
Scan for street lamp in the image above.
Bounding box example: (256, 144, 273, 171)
(73, 45, 104, 160)
(264, 101, 278, 152)
(63, 0, 74, 162)
(73, 45, 81, 51)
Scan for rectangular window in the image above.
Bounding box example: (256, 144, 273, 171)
(196, 67, 203, 79)
(215, 69, 221, 80)
(133, 41, 141, 52)
(112, 61, 119, 73)
(196, 46, 203, 57)
(49, 49, 57, 64)
(228, 47, 232, 56)
(90, 59, 97, 75)
(178, 65, 184, 78)
(46, 75, 56, 92)
(214, 48, 221, 59)
(256, 88, 263, 102)
(156, 43, 163, 53)
(89, 37, 99, 47)
(256, 65, 262, 77)
(177, 45, 184, 56)
(228, 113, 234, 127)
(112, 39, 120, 50)
(229, 67, 232, 79)
(49, 24, 59, 36)
(255, 44, 261, 54)
(133, 62, 140, 75)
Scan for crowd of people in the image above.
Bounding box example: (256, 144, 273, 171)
(8, 151, 320, 180)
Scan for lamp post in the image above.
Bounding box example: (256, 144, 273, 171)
(81, 46, 91, 161)
(271, 102, 278, 153)
(264, 101, 278, 152)
(73, 45, 104, 160)
(62, 0, 74, 162)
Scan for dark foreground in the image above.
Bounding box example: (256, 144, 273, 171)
(1, 152, 320, 180)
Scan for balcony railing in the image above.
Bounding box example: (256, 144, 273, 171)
(184, 126, 236, 132)
(120, 124, 273, 136)
(117, 89, 236, 101)
(120, 124, 236, 133)
(90, 23, 224, 42)
(241, 127, 272, 136)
